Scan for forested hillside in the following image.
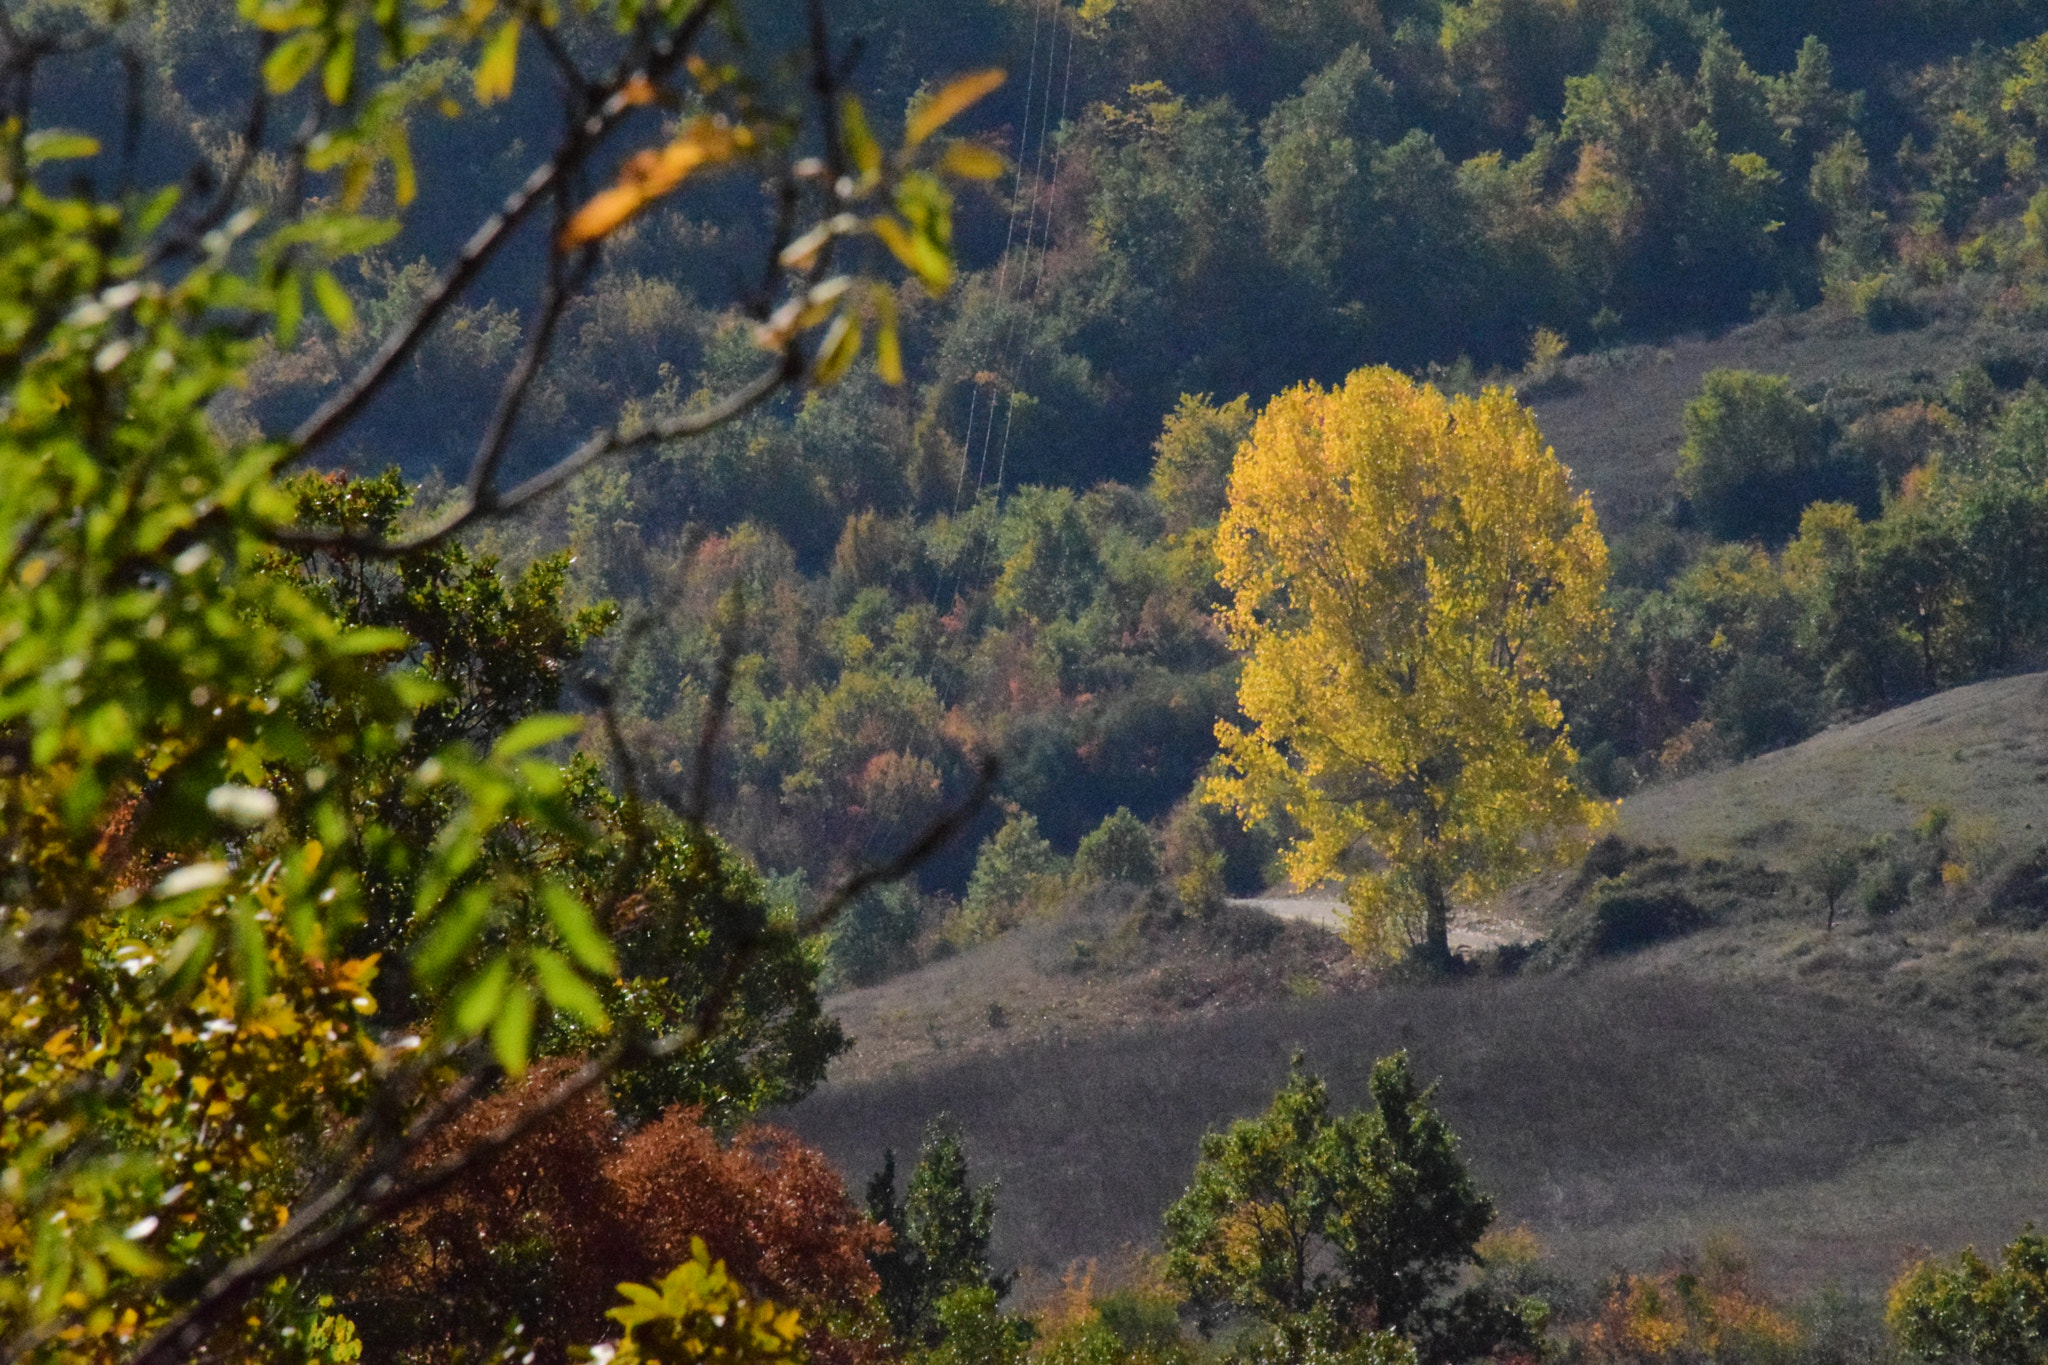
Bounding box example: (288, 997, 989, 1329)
(176, 0, 2048, 965)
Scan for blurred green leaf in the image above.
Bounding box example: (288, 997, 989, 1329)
(493, 713, 582, 760)
(490, 981, 535, 1074)
(452, 953, 511, 1036)
(541, 882, 616, 975)
(23, 131, 101, 165)
(531, 948, 608, 1029)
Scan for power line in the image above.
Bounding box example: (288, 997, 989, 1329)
(969, 0, 1065, 509)
(990, 5, 1077, 509)
(950, 0, 1053, 521)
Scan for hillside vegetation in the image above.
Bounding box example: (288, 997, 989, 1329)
(24, 0, 2048, 1360)
(786, 970, 2048, 1298)
(791, 666, 2048, 1304)
(1618, 669, 2048, 860)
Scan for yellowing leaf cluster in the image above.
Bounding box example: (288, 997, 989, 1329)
(0, 893, 386, 1360)
(1207, 367, 1611, 959)
(560, 118, 758, 250)
(602, 1236, 807, 1364)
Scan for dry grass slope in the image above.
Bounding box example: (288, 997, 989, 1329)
(1616, 671, 2048, 866)
(783, 970, 2048, 1299)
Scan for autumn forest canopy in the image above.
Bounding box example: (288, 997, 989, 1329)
(13, 0, 2048, 1362)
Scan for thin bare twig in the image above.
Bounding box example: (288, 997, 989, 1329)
(285, 0, 723, 461)
(274, 355, 796, 558)
(799, 756, 998, 938)
(688, 589, 746, 827)
(461, 223, 594, 510)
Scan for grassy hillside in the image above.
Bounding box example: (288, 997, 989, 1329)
(1526, 285, 2048, 531)
(1615, 669, 2048, 864)
(823, 898, 1366, 1085)
(783, 970, 2048, 1299)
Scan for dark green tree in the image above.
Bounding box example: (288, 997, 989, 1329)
(868, 1119, 1011, 1344)
(1074, 806, 1162, 887)
(1165, 1055, 1533, 1364)
(1677, 369, 1866, 542)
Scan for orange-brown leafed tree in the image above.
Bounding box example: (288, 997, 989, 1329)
(333, 1061, 889, 1365)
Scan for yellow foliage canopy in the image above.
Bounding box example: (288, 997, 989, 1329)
(1206, 367, 1611, 960)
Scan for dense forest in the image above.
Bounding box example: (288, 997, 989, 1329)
(11, 0, 2048, 1362)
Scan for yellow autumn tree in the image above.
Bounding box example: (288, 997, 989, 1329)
(1206, 368, 1611, 964)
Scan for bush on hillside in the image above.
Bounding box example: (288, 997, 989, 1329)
(958, 813, 1067, 940)
(828, 884, 939, 990)
(1677, 370, 1873, 543)
(1536, 842, 1789, 966)
(1567, 863, 1711, 956)
(1075, 807, 1163, 888)
(1161, 802, 1230, 917)
(1986, 845, 2048, 928)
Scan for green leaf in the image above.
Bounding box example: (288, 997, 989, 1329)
(23, 131, 101, 165)
(412, 884, 494, 986)
(870, 216, 951, 293)
(872, 283, 903, 385)
(311, 270, 356, 333)
(452, 952, 511, 1036)
(276, 269, 304, 348)
(160, 924, 217, 998)
(531, 947, 608, 1029)
(841, 96, 882, 182)
(385, 122, 418, 205)
(265, 31, 325, 94)
(493, 712, 583, 760)
(490, 980, 535, 1074)
(333, 625, 409, 656)
(231, 898, 271, 1004)
(541, 882, 616, 975)
(475, 19, 521, 105)
(96, 1235, 163, 1280)
(322, 27, 357, 104)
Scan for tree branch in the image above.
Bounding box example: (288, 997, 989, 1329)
(283, 0, 723, 461)
(273, 355, 797, 558)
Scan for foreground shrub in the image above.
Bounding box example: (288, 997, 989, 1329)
(1578, 1242, 1802, 1365)
(335, 1064, 886, 1364)
(1165, 1054, 1536, 1364)
(1888, 1230, 2048, 1365)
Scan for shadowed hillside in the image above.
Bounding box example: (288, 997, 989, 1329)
(1527, 290, 2048, 531)
(783, 971, 2048, 1297)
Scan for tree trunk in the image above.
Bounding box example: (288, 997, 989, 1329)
(1419, 871, 1453, 971)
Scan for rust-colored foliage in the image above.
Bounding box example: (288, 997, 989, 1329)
(342, 1062, 887, 1365)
